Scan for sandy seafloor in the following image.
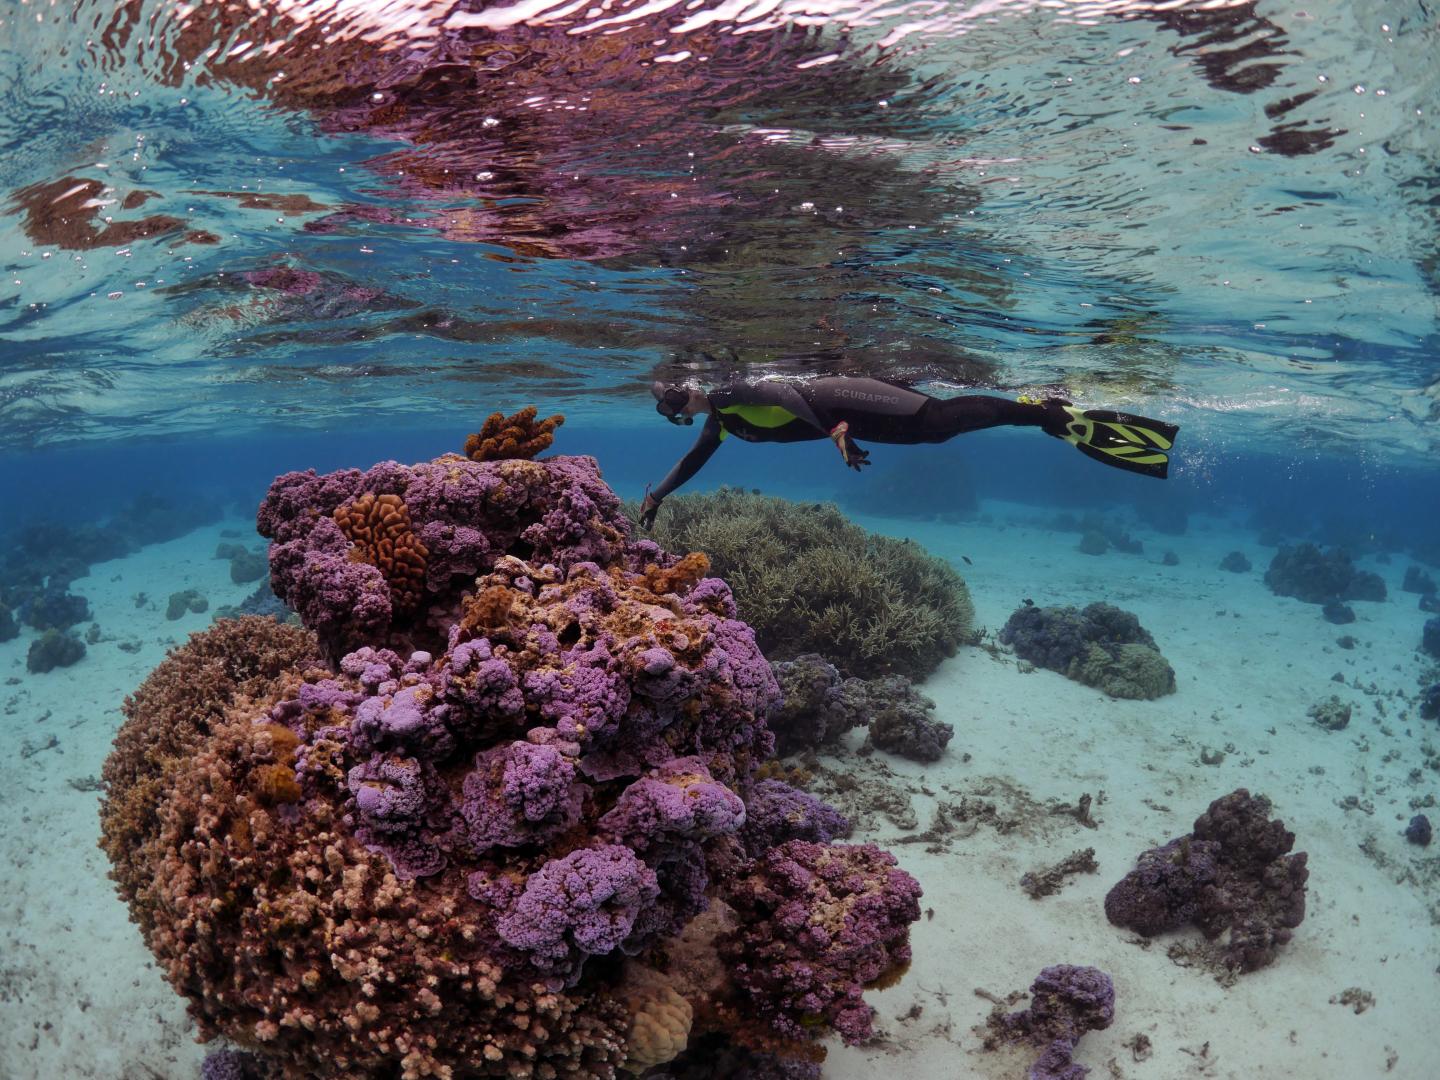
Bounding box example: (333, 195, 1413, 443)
(1, 500, 1437, 1080)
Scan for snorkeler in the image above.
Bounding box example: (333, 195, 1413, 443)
(638, 377, 1178, 528)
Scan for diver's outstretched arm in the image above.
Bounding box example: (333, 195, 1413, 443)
(641, 416, 723, 527)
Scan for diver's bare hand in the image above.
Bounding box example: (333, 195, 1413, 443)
(639, 490, 662, 530)
(829, 422, 870, 471)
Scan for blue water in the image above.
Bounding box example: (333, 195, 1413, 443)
(2, 1, 1439, 1078)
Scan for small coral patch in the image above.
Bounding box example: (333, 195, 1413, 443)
(333, 492, 429, 611)
(465, 405, 565, 462)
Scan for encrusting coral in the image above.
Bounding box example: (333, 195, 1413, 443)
(101, 429, 919, 1080)
(464, 405, 565, 462)
(634, 488, 973, 679)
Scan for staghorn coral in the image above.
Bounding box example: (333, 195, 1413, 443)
(333, 492, 430, 613)
(1105, 788, 1308, 974)
(465, 406, 565, 462)
(634, 488, 972, 679)
(105, 447, 921, 1079)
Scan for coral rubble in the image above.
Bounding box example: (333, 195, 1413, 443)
(1105, 788, 1308, 973)
(101, 443, 921, 1080)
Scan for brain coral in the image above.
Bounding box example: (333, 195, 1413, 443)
(103, 445, 919, 1080)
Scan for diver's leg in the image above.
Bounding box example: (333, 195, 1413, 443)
(904, 395, 1053, 443)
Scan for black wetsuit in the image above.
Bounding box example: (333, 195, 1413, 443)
(650, 377, 1051, 501)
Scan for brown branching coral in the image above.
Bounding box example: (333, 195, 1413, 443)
(98, 616, 318, 931)
(641, 552, 711, 597)
(333, 492, 429, 611)
(464, 406, 565, 462)
(131, 705, 630, 1080)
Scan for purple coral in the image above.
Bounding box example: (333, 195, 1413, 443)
(992, 965, 1115, 1080)
(107, 446, 919, 1080)
(496, 845, 660, 982)
(346, 754, 447, 879)
(721, 840, 922, 1045)
(460, 741, 586, 852)
(200, 1049, 267, 1080)
(739, 779, 851, 858)
(1105, 789, 1308, 972)
(599, 758, 746, 852)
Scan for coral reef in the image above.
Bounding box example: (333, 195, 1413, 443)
(1404, 814, 1432, 847)
(332, 492, 430, 612)
(1424, 617, 1440, 660)
(720, 840, 922, 1046)
(861, 684, 954, 762)
(1105, 788, 1308, 973)
(638, 488, 972, 679)
(0, 603, 16, 642)
(1047, 512, 1143, 555)
(167, 589, 209, 620)
(984, 965, 1115, 1080)
(26, 628, 86, 673)
(200, 1049, 269, 1080)
(1402, 565, 1437, 594)
(102, 447, 922, 1080)
(464, 406, 565, 462)
(1322, 601, 1355, 625)
(767, 654, 950, 760)
(98, 616, 320, 932)
(737, 780, 852, 859)
(19, 586, 92, 631)
(1420, 683, 1440, 722)
(1219, 551, 1251, 573)
(215, 544, 269, 585)
(767, 654, 868, 753)
(1307, 696, 1351, 731)
(1263, 543, 1386, 605)
(999, 601, 1175, 700)
(258, 447, 630, 663)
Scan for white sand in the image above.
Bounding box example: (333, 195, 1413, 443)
(824, 501, 1438, 1080)
(1, 505, 1436, 1079)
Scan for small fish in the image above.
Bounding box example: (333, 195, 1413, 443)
(960, 555, 973, 565)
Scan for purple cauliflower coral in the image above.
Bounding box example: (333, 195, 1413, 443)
(1106, 788, 1308, 973)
